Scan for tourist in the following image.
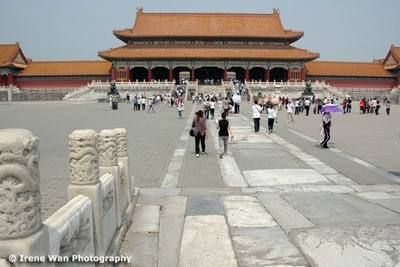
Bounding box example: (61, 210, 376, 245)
(294, 99, 300, 115)
(232, 92, 241, 114)
(346, 97, 352, 113)
(320, 112, 332, 148)
(365, 99, 370, 113)
(359, 99, 366, 114)
(137, 97, 142, 111)
(375, 101, 380, 115)
(252, 100, 263, 132)
(304, 98, 311, 116)
(222, 97, 230, 115)
(141, 97, 146, 110)
(148, 98, 155, 113)
(342, 98, 348, 114)
(216, 112, 234, 159)
(177, 99, 184, 119)
(317, 99, 323, 114)
(286, 100, 294, 123)
(210, 99, 216, 119)
(386, 100, 391, 115)
(203, 99, 211, 119)
(192, 110, 208, 158)
(267, 105, 276, 133)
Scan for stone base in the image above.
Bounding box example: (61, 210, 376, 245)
(0, 226, 51, 267)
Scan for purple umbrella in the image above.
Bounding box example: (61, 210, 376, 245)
(320, 104, 342, 113)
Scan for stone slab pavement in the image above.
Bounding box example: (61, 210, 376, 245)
(1, 99, 400, 266)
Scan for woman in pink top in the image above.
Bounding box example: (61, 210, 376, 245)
(192, 110, 209, 158)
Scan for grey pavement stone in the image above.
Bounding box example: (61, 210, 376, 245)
(281, 192, 400, 226)
(257, 193, 315, 232)
(186, 195, 224, 216)
(119, 232, 158, 267)
(130, 205, 160, 233)
(231, 227, 309, 267)
(158, 197, 187, 267)
(222, 195, 278, 228)
(290, 226, 400, 267)
(178, 215, 237, 267)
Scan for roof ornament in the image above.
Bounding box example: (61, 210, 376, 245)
(136, 7, 143, 14)
(273, 8, 280, 14)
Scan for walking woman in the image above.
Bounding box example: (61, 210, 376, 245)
(216, 112, 234, 159)
(320, 112, 331, 148)
(267, 105, 276, 133)
(192, 110, 209, 158)
(252, 100, 263, 132)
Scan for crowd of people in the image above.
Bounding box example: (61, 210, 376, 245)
(123, 89, 393, 156)
(358, 97, 391, 115)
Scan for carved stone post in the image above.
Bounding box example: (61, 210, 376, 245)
(98, 129, 125, 228)
(0, 129, 50, 266)
(67, 129, 106, 256)
(115, 128, 135, 203)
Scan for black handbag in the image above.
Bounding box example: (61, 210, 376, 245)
(189, 128, 195, 137)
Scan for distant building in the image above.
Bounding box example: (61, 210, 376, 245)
(305, 61, 395, 90)
(0, 43, 112, 90)
(382, 44, 400, 86)
(0, 42, 29, 86)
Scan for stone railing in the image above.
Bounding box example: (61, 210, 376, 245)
(0, 85, 20, 101)
(0, 128, 138, 266)
(63, 80, 176, 101)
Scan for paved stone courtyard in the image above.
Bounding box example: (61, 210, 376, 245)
(1, 99, 400, 266)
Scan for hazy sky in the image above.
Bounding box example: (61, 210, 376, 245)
(3, 0, 400, 62)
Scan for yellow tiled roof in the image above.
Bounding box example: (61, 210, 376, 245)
(99, 44, 319, 61)
(305, 61, 393, 77)
(0, 43, 27, 68)
(114, 8, 303, 40)
(391, 46, 400, 61)
(17, 60, 112, 76)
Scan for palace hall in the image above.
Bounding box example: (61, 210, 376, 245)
(98, 8, 319, 84)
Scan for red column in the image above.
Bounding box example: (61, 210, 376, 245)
(265, 68, 270, 82)
(111, 67, 117, 81)
(191, 67, 195, 82)
(126, 68, 131, 82)
(301, 67, 306, 82)
(223, 68, 227, 81)
(169, 67, 173, 82)
(7, 73, 14, 86)
(245, 68, 249, 82)
(287, 68, 291, 82)
(148, 68, 153, 81)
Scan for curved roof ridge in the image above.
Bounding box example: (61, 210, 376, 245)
(115, 8, 303, 41)
(390, 44, 400, 61)
(0, 42, 30, 68)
